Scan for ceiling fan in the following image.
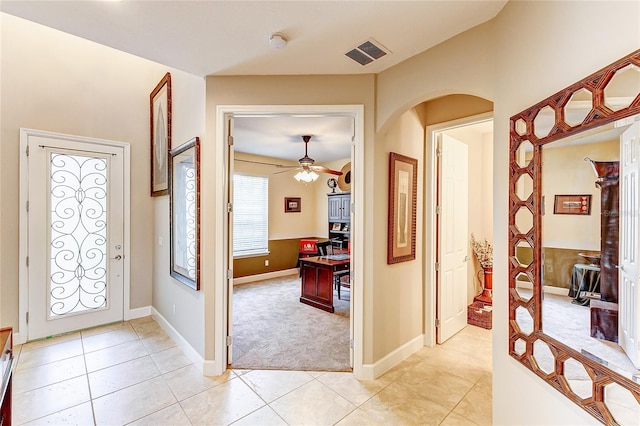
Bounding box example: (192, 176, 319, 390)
(236, 135, 343, 181)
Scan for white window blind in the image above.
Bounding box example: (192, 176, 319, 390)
(233, 174, 269, 257)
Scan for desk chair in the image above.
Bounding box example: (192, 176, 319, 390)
(337, 274, 350, 300)
(316, 240, 334, 256)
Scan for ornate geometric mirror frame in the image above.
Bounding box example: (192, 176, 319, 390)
(509, 49, 640, 424)
(169, 137, 200, 290)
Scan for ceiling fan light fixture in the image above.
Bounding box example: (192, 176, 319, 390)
(294, 169, 319, 183)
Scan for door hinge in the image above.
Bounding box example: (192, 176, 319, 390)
(26, 312, 29, 324)
(435, 319, 441, 327)
(350, 203, 355, 214)
(435, 262, 440, 271)
(227, 135, 234, 146)
(26, 257, 29, 267)
(226, 336, 232, 346)
(436, 147, 442, 157)
(227, 203, 233, 213)
(350, 271, 355, 281)
(227, 269, 233, 280)
(350, 338, 354, 349)
(26, 145, 30, 157)
(435, 206, 441, 214)
(26, 201, 29, 212)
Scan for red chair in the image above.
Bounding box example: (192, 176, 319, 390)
(299, 239, 318, 254)
(298, 239, 319, 276)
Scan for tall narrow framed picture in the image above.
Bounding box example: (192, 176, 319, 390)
(150, 72, 172, 197)
(388, 152, 418, 264)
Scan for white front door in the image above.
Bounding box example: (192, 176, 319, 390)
(25, 132, 125, 340)
(437, 133, 469, 343)
(619, 121, 640, 367)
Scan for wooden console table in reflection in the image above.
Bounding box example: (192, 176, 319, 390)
(0, 328, 13, 426)
(300, 254, 350, 313)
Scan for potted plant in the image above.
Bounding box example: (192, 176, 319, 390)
(471, 233, 493, 304)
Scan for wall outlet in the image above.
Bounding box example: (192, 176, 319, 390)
(265, 260, 269, 267)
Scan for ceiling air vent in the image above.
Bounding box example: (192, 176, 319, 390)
(345, 39, 389, 66)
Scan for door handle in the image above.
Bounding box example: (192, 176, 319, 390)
(111, 255, 122, 261)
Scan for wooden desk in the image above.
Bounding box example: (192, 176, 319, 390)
(300, 255, 350, 313)
(0, 328, 13, 426)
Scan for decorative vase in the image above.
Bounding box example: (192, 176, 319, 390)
(474, 267, 493, 305)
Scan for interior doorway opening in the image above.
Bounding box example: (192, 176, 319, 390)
(214, 105, 365, 377)
(425, 112, 494, 346)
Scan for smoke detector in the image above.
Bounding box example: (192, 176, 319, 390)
(269, 33, 288, 49)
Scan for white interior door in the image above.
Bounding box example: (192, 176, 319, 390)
(619, 121, 640, 367)
(437, 133, 469, 343)
(226, 117, 235, 364)
(26, 133, 125, 340)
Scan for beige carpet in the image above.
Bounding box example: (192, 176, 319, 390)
(231, 274, 351, 371)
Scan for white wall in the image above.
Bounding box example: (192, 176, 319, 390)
(491, 1, 638, 424)
(373, 108, 425, 358)
(542, 140, 618, 250)
(376, 0, 639, 423)
(0, 14, 206, 354)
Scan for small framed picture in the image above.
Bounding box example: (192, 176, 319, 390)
(284, 197, 301, 213)
(332, 223, 342, 231)
(342, 224, 349, 232)
(553, 194, 591, 215)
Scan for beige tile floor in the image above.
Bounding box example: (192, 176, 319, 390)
(13, 316, 492, 425)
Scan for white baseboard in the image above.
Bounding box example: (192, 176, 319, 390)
(14, 332, 26, 345)
(14, 306, 152, 345)
(360, 334, 424, 380)
(151, 307, 205, 374)
(233, 268, 299, 285)
(516, 281, 569, 297)
(544, 285, 570, 296)
(203, 360, 219, 376)
(125, 305, 152, 321)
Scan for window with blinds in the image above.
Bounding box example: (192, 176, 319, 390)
(232, 174, 269, 257)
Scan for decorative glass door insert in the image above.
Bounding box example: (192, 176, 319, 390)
(49, 153, 109, 317)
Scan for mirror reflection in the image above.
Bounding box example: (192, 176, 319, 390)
(170, 137, 200, 290)
(519, 117, 640, 380)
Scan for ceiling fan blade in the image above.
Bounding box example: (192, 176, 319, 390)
(273, 168, 296, 175)
(235, 158, 283, 167)
(310, 165, 343, 176)
(235, 159, 297, 169)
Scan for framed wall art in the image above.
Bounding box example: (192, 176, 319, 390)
(150, 72, 172, 197)
(284, 197, 301, 213)
(553, 194, 591, 215)
(388, 152, 418, 264)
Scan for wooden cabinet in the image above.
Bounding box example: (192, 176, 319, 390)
(328, 193, 350, 247)
(0, 328, 12, 426)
